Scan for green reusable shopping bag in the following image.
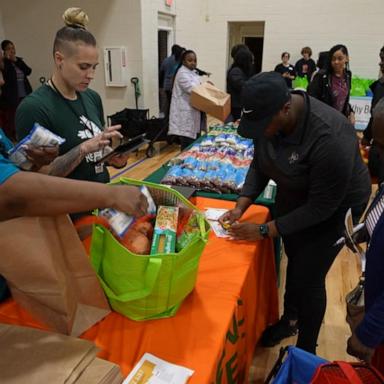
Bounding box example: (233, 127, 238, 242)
(293, 76, 308, 90)
(90, 178, 210, 321)
(351, 77, 366, 96)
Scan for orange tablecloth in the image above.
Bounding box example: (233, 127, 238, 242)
(0, 197, 278, 383)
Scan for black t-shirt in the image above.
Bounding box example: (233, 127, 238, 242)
(295, 58, 316, 80)
(274, 63, 296, 88)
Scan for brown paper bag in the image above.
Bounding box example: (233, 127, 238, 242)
(346, 276, 365, 332)
(190, 82, 231, 121)
(0, 215, 110, 336)
(0, 323, 99, 384)
(76, 358, 123, 384)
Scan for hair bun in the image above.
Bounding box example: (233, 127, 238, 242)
(62, 7, 89, 29)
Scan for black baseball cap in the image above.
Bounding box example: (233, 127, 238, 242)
(238, 72, 291, 139)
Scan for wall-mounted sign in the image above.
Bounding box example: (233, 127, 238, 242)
(350, 96, 372, 131)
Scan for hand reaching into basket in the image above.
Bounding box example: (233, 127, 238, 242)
(109, 185, 149, 218)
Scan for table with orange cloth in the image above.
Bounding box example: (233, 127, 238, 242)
(0, 197, 278, 383)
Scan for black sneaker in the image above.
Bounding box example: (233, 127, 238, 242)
(260, 318, 298, 347)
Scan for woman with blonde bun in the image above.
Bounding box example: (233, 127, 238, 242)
(15, 8, 126, 187)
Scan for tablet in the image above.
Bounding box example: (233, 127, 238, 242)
(96, 133, 148, 164)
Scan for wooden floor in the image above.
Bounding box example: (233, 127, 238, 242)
(249, 247, 362, 383)
(107, 141, 181, 180)
(109, 142, 364, 383)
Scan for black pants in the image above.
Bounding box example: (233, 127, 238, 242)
(281, 204, 366, 354)
(179, 136, 196, 150)
(165, 90, 172, 119)
(231, 107, 242, 121)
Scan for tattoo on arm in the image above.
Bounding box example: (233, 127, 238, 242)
(47, 145, 85, 177)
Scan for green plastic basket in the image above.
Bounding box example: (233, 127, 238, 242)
(90, 178, 210, 321)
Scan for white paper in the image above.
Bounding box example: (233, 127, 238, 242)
(124, 353, 194, 384)
(204, 208, 228, 221)
(208, 220, 230, 238)
(204, 208, 231, 238)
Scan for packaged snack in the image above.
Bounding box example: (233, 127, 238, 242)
(9, 123, 65, 170)
(200, 137, 215, 147)
(150, 206, 179, 254)
(99, 208, 136, 238)
(226, 134, 237, 146)
(140, 185, 156, 215)
(176, 211, 201, 251)
(98, 208, 154, 255)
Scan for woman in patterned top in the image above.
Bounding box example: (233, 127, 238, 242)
(308, 44, 355, 125)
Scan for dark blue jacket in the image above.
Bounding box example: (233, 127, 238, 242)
(356, 186, 384, 348)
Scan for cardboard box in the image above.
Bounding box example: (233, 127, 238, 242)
(190, 82, 231, 122)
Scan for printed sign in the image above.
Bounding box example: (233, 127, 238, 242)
(350, 96, 372, 131)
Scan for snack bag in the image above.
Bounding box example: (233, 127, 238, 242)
(99, 186, 155, 236)
(97, 186, 156, 255)
(151, 206, 179, 254)
(140, 185, 156, 215)
(9, 123, 65, 170)
(97, 209, 154, 255)
(176, 211, 201, 251)
(99, 208, 135, 238)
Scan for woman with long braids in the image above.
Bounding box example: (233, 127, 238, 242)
(308, 44, 355, 124)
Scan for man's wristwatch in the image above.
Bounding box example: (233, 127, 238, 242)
(259, 224, 269, 238)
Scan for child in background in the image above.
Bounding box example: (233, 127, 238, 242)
(295, 46, 316, 82)
(274, 52, 296, 88)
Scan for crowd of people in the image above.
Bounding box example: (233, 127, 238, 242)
(1, 5, 384, 378)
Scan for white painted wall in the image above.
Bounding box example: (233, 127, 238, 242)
(140, 0, 176, 116)
(0, 0, 143, 119)
(1, 0, 383, 119)
(175, 0, 384, 91)
(0, 9, 5, 42)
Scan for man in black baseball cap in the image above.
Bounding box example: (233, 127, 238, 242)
(220, 71, 371, 355)
(238, 71, 291, 139)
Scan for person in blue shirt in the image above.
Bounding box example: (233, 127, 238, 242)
(0, 130, 148, 221)
(347, 98, 384, 375)
(0, 128, 19, 183)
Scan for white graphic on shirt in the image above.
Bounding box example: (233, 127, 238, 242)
(288, 151, 299, 164)
(77, 115, 103, 164)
